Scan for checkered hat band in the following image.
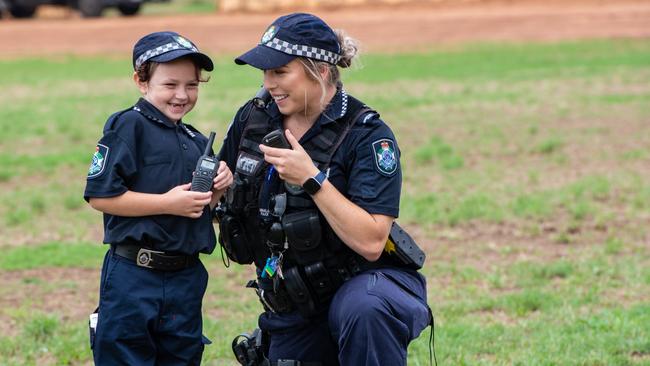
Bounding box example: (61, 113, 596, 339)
(263, 37, 341, 65)
(135, 42, 198, 68)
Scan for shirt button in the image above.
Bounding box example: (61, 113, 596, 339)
(182, 143, 188, 150)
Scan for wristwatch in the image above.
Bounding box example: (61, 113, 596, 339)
(302, 171, 327, 195)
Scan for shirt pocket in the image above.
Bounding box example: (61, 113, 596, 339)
(143, 154, 172, 166)
(137, 154, 177, 193)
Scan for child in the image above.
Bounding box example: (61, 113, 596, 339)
(83, 31, 232, 365)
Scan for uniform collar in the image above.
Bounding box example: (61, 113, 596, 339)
(316, 86, 348, 126)
(133, 98, 180, 128)
(133, 98, 198, 138)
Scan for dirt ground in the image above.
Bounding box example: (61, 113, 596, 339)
(1, 0, 650, 59)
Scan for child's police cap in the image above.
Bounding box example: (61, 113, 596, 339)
(235, 13, 341, 70)
(133, 31, 214, 71)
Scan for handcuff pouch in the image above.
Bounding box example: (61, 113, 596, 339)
(283, 266, 316, 317)
(304, 261, 336, 303)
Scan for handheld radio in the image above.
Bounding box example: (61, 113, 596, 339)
(191, 131, 219, 192)
(262, 129, 290, 149)
(263, 129, 303, 194)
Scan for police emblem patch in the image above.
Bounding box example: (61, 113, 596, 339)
(261, 25, 277, 44)
(372, 139, 397, 176)
(176, 36, 193, 49)
(87, 144, 109, 179)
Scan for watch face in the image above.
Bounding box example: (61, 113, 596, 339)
(302, 177, 321, 195)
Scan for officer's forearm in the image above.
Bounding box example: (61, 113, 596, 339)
(311, 180, 392, 262)
(89, 191, 169, 217)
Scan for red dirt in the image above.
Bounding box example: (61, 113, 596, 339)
(1, 0, 650, 59)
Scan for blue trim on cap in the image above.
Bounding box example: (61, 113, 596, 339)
(235, 37, 341, 70)
(262, 36, 341, 65)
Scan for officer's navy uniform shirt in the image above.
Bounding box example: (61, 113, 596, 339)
(84, 98, 216, 255)
(218, 88, 402, 218)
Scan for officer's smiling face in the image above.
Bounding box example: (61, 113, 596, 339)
(263, 59, 325, 120)
(135, 58, 200, 123)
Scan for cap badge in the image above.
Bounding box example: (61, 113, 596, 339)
(176, 36, 193, 49)
(261, 25, 277, 44)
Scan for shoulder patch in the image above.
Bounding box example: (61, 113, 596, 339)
(372, 139, 398, 176)
(87, 144, 109, 179)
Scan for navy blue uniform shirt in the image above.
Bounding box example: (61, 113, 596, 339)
(218, 88, 402, 218)
(84, 98, 216, 255)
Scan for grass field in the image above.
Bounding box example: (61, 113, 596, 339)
(0, 39, 649, 365)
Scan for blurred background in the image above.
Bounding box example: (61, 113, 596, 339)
(1, 0, 649, 365)
(0, 0, 532, 19)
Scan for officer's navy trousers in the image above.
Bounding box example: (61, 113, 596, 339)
(259, 267, 430, 366)
(92, 249, 209, 365)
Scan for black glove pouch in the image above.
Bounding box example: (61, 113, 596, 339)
(282, 209, 323, 265)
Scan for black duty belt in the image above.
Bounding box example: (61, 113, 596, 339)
(251, 257, 387, 316)
(112, 245, 198, 271)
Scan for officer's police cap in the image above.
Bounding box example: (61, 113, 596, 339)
(133, 31, 214, 72)
(235, 13, 341, 70)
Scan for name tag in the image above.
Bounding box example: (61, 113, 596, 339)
(236, 151, 263, 176)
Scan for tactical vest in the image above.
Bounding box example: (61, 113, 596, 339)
(219, 92, 380, 316)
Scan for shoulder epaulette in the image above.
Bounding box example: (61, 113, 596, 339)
(103, 106, 135, 133)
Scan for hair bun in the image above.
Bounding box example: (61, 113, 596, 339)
(335, 29, 359, 68)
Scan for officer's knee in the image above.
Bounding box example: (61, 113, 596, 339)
(332, 293, 386, 330)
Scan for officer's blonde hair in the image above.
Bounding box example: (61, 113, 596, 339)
(298, 29, 359, 101)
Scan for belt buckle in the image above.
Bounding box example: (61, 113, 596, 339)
(136, 248, 165, 269)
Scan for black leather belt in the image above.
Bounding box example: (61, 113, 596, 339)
(112, 245, 198, 271)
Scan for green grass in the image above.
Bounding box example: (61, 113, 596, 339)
(415, 135, 465, 170)
(141, 0, 216, 15)
(1, 38, 649, 364)
(0, 242, 105, 270)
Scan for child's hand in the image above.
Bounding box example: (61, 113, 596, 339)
(212, 161, 233, 192)
(164, 183, 212, 218)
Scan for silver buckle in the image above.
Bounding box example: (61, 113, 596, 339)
(136, 248, 165, 269)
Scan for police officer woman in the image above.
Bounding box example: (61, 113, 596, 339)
(218, 13, 431, 366)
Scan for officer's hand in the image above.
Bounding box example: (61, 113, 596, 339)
(259, 129, 319, 186)
(212, 161, 233, 191)
(164, 183, 213, 218)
